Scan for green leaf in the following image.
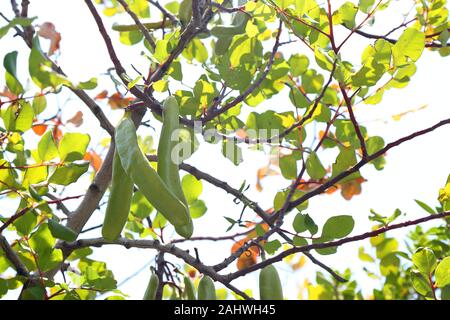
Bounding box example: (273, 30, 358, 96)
(23, 166, 48, 187)
(4, 51, 24, 94)
(304, 213, 318, 235)
(392, 28, 425, 67)
(288, 54, 309, 76)
(59, 133, 91, 162)
(331, 147, 357, 178)
(380, 253, 400, 276)
(359, 0, 375, 13)
(414, 199, 435, 215)
(48, 219, 78, 242)
(29, 37, 70, 89)
(32, 94, 47, 115)
(412, 247, 437, 275)
(314, 47, 334, 71)
(264, 239, 282, 255)
(29, 223, 55, 254)
(293, 213, 308, 233)
(20, 286, 46, 300)
(77, 77, 98, 90)
(366, 136, 385, 170)
(130, 191, 153, 219)
(183, 38, 208, 63)
(442, 286, 450, 300)
(279, 155, 297, 179)
(0, 17, 36, 40)
(229, 35, 262, 68)
(301, 69, 324, 93)
(119, 30, 143, 45)
(435, 257, 450, 288)
(306, 151, 326, 179)
(38, 131, 58, 161)
(293, 236, 308, 247)
(352, 58, 386, 87)
(190, 199, 207, 219)
(411, 270, 433, 297)
(49, 163, 89, 186)
(313, 236, 337, 255)
(358, 247, 374, 262)
(334, 2, 358, 28)
(321, 215, 354, 239)
(13, 200, 38, 236)
(4, 102, 34, 133)
(182, 174, 203, 203)
(376, 238, 398, 259)
(127, 75, 143, 89)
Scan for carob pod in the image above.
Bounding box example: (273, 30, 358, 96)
(115, 113, 191, 237)
(143, 270, 159, 300)
(197, 275, 216, 300)
(259, 265, 283, 300)
(157, 97, 193, 238)
(101, 149, 134, 241)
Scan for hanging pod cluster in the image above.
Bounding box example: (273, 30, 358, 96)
(102, 97, 193, 241)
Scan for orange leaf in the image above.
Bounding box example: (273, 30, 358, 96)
(107, 92, 134, 109)
(52, 126, 63, 143)
(231, 239, 260, 256)
(237, 252, 258, 270)
(32, 124, 48, 136)
(94, 90, 108, 100)
(66, 111, 83, 127)
(256, 165, 279, 192)
(0, 87, 17, 100)
(340, 177, 366, 200)
(83, 150, 103, 172)
(246, 223, 270, 239)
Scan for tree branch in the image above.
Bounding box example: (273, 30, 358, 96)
(0, 235, 29, 277)
(225, 211, 450, 281)
(60, 236, 251, 299)
(147, 1, 178, 26)
(284, 116, 450, 212)
(340, 83, 368, 158)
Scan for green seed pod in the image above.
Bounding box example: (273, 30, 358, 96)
(115, 114, 191, 236)
(101, 150, 134, 241)
(157, 97, 193, 238)
(143, 271, 159, 300)
(112, 20, 175, 32)
(198, 275, 216, 300)
(259, 265, 283, 300)
(183, 276, 196, 300)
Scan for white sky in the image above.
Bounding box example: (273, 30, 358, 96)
(1, 0, 450, 300)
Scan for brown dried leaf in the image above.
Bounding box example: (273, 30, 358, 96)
(67, 111, 83, 127)
(37, 22, 61, 55)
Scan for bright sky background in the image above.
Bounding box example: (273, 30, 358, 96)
(1, 0, 449, 300)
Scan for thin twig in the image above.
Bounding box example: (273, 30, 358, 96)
(201, 20, 283, 123)
(117, 0, 156, 50)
